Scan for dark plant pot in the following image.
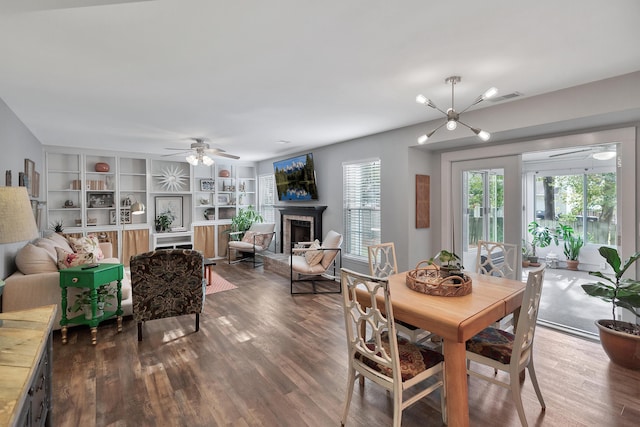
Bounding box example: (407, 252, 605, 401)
(566, 260, 579, 271)
(596, 319, 640, 370)
(439, 266, 461, 278)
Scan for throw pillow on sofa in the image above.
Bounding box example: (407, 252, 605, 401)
(16, 243, 59, 274)
(68, 234, 104, 261)
(242, 231, 265, 247)
(56, 247, 95, 269)
(46, 232, 74, 253)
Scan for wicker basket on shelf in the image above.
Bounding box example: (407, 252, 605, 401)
(405, 260, 472, 297)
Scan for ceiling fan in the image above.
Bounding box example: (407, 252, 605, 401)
(164, 138, 240, 165)
(547, 145, 616, 161)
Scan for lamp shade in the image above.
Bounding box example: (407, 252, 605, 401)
(131, 201, 145, 215)
(0, 187, 39, 244)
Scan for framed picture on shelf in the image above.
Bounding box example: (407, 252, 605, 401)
(155, 196, 183, 228)
(109, 209, 117, 225)
(217, 194, 230, 205)
(24, 158, 35, 197)
(200, 179, 215, 191)
(120, 208, 131, 224)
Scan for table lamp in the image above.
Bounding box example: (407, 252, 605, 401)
(0, 187, 39, 244)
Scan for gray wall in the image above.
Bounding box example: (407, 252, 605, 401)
(259, 71, 640, 273)
(0, 97, 43, 279)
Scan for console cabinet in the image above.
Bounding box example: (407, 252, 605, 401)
(0, 305, 56, 427)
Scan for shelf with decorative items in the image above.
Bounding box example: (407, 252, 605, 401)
(193, 163, 216, 222)
(83, 154, 117, 227)
(119, 156, 148, 225)
(45, 152, 83, 231)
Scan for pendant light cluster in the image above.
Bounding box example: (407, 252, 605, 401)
(416, 76, 497, 144)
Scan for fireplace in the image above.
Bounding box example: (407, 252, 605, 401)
(278, 206, 327, 254)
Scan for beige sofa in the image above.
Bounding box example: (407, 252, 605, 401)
(2, 234, 132, 330)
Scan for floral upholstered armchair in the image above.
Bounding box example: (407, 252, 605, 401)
(130, 249, 205, 341)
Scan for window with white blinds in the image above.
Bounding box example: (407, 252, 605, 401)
(258, 174, 277, 224)
(343, 159, 381, 259)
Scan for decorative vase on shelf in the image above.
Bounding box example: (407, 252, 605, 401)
(219, 169, 230, 177)
(95, 162, 110, 172)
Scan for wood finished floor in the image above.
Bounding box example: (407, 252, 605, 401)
(52, 262, 640, 427)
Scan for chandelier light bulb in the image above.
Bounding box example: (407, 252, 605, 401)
(478, 130, 490, 141)
(446, 120, 457, 131)
(417, 134, 428, 144)
(416, 94, 428, 104)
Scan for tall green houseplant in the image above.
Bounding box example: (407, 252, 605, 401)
(229, 205, 264, 240)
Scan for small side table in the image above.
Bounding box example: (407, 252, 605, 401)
(204, 259, 216, 286)
(59, 263, 124, 345)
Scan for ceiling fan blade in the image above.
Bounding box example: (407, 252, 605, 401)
(204, 147, 227, 153)
(548, 148, 592, 158)
(165, 147, 191, 151)
(161, 151, 190, 157)
(215, 152, 240, 160)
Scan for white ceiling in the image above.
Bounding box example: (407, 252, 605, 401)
(1, 0, 640, 162)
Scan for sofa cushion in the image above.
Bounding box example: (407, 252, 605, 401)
(33, 238, 59, 261)
(56, 247, 95, 269)
(68, 234, 104, 260)
(46, 232, 74, 253)
(320, 230, 343, 269)
(15, 243, 59, 274)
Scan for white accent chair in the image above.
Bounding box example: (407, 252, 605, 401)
(290, 230, 342, 294)
(228, 222, 276, 268)
(339, 268, 446, 427)
(368, 242, 432, 344)
(466, 263, 547, 427)
(475, 240, 519, 280)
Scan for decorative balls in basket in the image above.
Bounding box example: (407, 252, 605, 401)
(405, 259, 472, 297)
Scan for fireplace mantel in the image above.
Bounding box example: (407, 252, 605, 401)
(278, 206, 327, 253)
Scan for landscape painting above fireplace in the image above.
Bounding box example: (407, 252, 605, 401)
(273, 153, 319, 201)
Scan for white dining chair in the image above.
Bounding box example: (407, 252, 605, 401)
(466, 263, 546, 427)
(368, 242, 433, 344)
(339, 268, 446, 427)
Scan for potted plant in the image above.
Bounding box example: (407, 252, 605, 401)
(522, 239, 532, 267)
(229, 205, 263, 241)
(429, 249, 464, 278)
(70, 285, 115, 320)
(563, 234, 584, 270)
(527, 221, 553, 265)
(50, 219, 64, 234)
(582, 246, 640, 369)
(155, 211, 175, 232)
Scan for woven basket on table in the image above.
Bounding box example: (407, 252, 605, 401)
(405, 260, 472, 297)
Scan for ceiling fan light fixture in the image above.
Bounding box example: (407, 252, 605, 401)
(202, 155, 214, 166)
(416, 76, 494, 142)
(186, 154, 199, 166)
(593, 150, 616, 161)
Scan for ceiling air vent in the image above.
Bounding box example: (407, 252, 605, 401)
(487, 91, 523, 103)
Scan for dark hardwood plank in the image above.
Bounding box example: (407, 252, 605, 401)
(52, 263, 640, 426)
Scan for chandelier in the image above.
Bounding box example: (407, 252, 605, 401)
(416, 76, 497, 144)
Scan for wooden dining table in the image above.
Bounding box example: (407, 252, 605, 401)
(358, 270, 526, 427)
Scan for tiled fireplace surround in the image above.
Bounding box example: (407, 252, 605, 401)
(278, 206, 327, 254)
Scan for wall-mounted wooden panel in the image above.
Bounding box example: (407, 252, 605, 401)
(416, 174, 430, 228)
